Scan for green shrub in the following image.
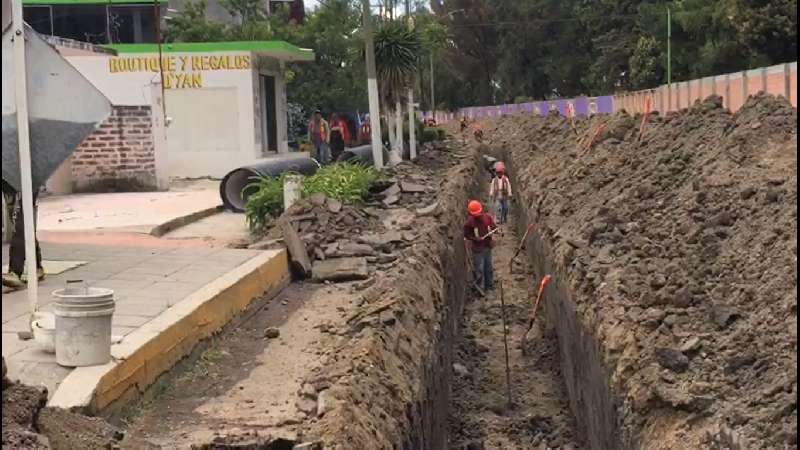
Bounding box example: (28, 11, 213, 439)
(244, 164, 380, 235)
(421, 127, 439, 143)
(302, 163, 379, 202)
(244, 174, 287, 234)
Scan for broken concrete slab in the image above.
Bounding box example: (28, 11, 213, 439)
(383, 195, 400, 206)
(416, 202, 439, 217)
(400, 181, 427, 193)
(358, 231, 404, 248)
(378, 183, 401, 198)
(335, 242, 375, 257)
(312, 258, 369, 282)
(279, 219, 312, 277)
(326, 198, 343, 214)
(308, 193, 327, 207)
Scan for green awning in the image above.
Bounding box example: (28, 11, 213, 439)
(104, 41, 315, 62)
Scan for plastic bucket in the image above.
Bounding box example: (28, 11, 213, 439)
(52, 280, 115, 367)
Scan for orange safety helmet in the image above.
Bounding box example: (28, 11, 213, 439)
(468, 200, 482, 216)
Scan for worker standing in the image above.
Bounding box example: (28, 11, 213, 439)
(464, 200, 497, 293)
(308, 109, 330, 164)
(489, 162, 513, 225)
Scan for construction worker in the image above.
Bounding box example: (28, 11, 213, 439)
(460, 116, 468, 133)
(489, 162, 512, 225)
(464, 200, 497, 292)
(1, 180, 44, 289)
(473, 124, 484, 142)
(308, 109, 330, 164)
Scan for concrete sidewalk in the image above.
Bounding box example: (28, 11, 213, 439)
(2, 239, 289, 412)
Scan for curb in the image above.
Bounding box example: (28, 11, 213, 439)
(149, 205, 223, 237)
(48, 249, 290, 413)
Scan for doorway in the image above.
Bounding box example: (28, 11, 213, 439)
(260, 75, 278, 154)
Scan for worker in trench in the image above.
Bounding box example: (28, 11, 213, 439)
(489, 161, 513, 225)
(464, 200, 498, 293)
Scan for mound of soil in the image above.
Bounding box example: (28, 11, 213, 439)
(2, 357, 157, 449)
(482, 93, 797, 448)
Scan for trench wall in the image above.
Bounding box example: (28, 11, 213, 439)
(501, 149, 627, 449)
(312, 149, 481, 449)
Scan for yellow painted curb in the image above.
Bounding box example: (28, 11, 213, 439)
(48, 249, 290, 413)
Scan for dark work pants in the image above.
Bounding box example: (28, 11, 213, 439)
(472, 248, 494, 290)
(7, 191, 42, 277)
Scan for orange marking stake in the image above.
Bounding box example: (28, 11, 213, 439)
(521, 275, 553, 352)
(638, 95, 653, 142)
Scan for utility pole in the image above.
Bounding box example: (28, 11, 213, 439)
(667, 6, 671, 85)
(362, 0, 383, 168)
(430, 52, 435, 120)
(10, 0, 39, 330)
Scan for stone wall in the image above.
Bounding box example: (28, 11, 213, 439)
(71, 105, 158, 192)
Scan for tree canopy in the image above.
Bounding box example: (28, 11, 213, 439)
(165, 0, 797, 112)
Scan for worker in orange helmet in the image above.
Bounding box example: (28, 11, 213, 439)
(464, 200, 498, 293)
(473, 123, 484, 142)
(489, 162, 512, 225)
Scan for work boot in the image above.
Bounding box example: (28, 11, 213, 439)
(2, 272, 25, 289)
(20, 268, 45, 283)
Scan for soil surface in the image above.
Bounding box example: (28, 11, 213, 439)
(448, 200, 580, 449)
(478, 93, 797, 448)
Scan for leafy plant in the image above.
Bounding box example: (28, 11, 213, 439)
(375, 20, 423, 105)
(301, 163, 380, 203)
(244, 174, 286, 234)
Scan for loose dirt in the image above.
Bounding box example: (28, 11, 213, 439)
(478, 93, 797, 448)
(448, 203, 580, 449)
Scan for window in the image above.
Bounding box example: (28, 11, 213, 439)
(52, 5, 108, 44)
(108, 5, 155, 43)
(23, 6, 53, 36)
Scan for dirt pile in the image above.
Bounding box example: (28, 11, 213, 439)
(2, 357, 157, 449)
(255, 147, 460, 283)
(482, 93, 797, 448)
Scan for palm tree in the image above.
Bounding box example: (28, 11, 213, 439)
(374, 20, 422, 161)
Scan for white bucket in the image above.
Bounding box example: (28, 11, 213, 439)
(52, 281, 115, 367)
(33, 312, 56, 354)
(283, 174, 303, 211)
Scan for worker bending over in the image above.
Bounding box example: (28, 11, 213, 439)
(489, 162, 513, 225)
(464, 200, 498, 292)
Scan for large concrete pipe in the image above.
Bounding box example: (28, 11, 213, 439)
(219, 156, 320, 212)
(336, 144, 389, 166)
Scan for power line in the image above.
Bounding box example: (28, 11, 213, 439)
(445, 13, 641, 29)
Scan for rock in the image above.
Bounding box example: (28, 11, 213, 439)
(710, 211, 735, 227)
(316, 390, 334, 417)
(300, 383, 317, 399)
(380, 311, 396, 325)
(358, 231, 403, 248)
(336, 242, 375, 257)
(649, 274, 667, 289)
(725, 352, 757, 375)
(655, 347, 690, 373)
(313, 247, 326, 261)
(399, 181, 427, 193)
(293, 442, 323, 450)
(264, 328, 280, 339)
(382, 195, 400, 206)
(416, 202, 439, 217)
(308, 193, 327, 207)
(295, 396, 317, 416)
(740, 187, 757, 200)
(279, 219, 312, 278)
(326, 198, 343, 213)
(710, 305, 740, 330)
(679, 337, 702, 354)
(378, 183, 401, 198)
(453, 363, 469, 377)
(312, 258, 369, 282)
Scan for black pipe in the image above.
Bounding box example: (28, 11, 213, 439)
(336, 144, 389, 165)
(219, 156, 320, 212)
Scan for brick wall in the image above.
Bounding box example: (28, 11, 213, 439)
(71, 105, 158, 192)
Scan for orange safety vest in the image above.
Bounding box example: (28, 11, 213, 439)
(310, 119, 328, 141)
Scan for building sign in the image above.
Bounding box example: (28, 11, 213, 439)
(108, 54, 251, 89)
